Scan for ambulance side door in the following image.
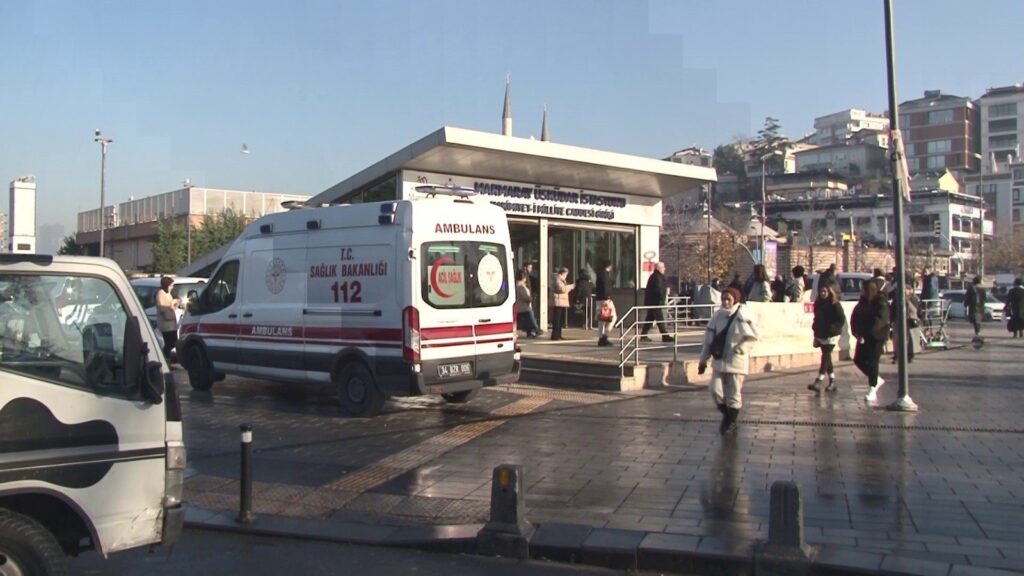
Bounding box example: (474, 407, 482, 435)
(238, 234, 306, 381)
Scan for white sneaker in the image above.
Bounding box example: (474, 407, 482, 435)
(865, 386, 877, 403)
(876, 376, 886, 388)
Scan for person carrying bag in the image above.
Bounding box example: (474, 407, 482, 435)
(698, 286, 760, 435)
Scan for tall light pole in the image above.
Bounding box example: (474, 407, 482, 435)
(884, 0, 915, 411)
(703, 184, 712, 285)
(94, 129, 112, 257)
(972, 152, 985, 282)
(759, 150, 782, 265)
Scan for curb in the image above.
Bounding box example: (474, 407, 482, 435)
(183, 508, 1016, 576)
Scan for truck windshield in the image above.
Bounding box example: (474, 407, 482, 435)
(421, 242, 508, 309)
(0, 274, 131, 395)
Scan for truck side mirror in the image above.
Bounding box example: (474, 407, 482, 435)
(123, 315, 164, 404)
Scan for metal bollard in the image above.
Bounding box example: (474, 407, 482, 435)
(237, 424, 256, 524)
(477, 464, 533, 559)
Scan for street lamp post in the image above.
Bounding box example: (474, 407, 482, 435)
(972, 152, 985, 282)
(759, 150, 783, 266)
(703, 185, 712, 285)
(94, 129, 112, 258)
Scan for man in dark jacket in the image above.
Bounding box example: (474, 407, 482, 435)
(640, 262, 673, 342)
(966, 276, 986, 338)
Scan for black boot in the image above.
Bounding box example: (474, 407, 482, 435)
(718, 405, 729, 434)
(722, 408, 740, 435)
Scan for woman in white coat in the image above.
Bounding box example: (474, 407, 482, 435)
(698, 286, 760, 435)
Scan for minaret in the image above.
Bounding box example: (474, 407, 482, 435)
(540, 104, 550, 142)
(502, 75, 512, 136)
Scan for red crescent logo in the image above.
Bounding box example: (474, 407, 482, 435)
(430, 256, 455, 298)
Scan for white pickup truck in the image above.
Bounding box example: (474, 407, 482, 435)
(0, 254, 184, 575)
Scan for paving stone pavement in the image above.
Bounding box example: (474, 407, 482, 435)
(182, 325, 1024, 574)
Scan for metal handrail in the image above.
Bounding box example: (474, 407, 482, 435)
(616, 302, 716, 371)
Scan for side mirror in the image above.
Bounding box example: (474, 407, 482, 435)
(123, 315, 164, 404)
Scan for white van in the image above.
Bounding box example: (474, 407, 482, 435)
(178, 196, 521, 417)
(0, 255, 184, 575)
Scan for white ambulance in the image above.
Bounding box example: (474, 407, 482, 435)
(0, 254, 184, 575)
(178, 193, 521, 417)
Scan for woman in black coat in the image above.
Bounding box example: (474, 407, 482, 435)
(1006, 277, 1024, 339)
(851, 279, 890, 403)
(809, 284, 846, 393)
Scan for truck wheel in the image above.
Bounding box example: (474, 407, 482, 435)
(441, 389, 479, 404)
(185, 346, 215, 392)
(336, 362, 384, 417)
(0, 509, 68, 576)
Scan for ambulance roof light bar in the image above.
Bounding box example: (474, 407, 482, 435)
(414, 182, 477, 198)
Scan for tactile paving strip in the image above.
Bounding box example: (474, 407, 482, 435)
(326, 397, 551, 493)
(494, 383, 621, 405)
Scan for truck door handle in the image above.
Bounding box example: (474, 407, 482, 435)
(228, 313, 238, 319)
(478, 318, 491, 323)
(242, 313, 253, 318)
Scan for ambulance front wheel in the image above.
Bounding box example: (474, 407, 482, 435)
(184, 346, 215, 392)
(336, 362, 384, 417)
(441, 389, 479, 404)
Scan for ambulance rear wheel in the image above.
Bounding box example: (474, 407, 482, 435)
(185, 346, 215, 392)
(0, 509, 67, 576)
(336, 362, 384, 417)
(441, 389, 479, 404)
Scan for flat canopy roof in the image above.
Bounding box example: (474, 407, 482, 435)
(309, 126, 717, 205)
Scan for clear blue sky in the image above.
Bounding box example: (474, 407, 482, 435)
(2, 0, 1022, 242)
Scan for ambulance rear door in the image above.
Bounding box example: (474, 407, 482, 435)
(418, 232, 512, 388)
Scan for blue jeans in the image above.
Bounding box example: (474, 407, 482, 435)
(517, 310, 539, 336)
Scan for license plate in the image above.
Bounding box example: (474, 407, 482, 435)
(437, 362, 472, 378)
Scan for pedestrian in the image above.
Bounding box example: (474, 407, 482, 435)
(641, 261, 673, 342)
(698, 287, 759, 435)
(746, 264, 772, 303)
(966, 275, 986, 339)
(523, 261, 541, 317)
(550, 267, 574, 341)
(1005, 277, 1024, 338)
(515, 270, 539, 338)
(890, 282, 921, 364)
(728, 273, 743, 293)
(819, 263, 839, 289)
(808, 283, 846, 392)
(156, 276, 181, 362)
(595, 260, 616, 346)
(572, 269, 594, 327)
(920, 267, 938, 300)
(851, 278, 890, 403)
(786, 265, 810, 303)
(771, 275, 785, 302)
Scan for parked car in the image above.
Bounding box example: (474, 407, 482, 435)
(130, 276, 207, 352)
(808, 272, 875, 302)
(940, 289, 1003, 321)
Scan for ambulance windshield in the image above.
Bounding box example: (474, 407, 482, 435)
(421, 242, 508, 309)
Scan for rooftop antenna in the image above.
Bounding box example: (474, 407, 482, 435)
(241, 144, 250, 154)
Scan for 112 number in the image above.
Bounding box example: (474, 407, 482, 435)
(330, 281, 362, 303)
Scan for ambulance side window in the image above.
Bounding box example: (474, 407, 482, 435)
(202, 261, 240, 313)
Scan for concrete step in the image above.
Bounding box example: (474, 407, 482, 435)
(520, 357, 636, 391)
